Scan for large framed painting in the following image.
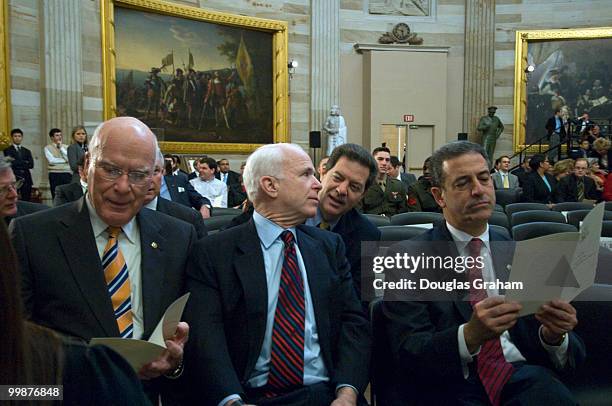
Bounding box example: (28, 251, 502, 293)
(513, 27, 612, 152)
(101, 0, 289, 154)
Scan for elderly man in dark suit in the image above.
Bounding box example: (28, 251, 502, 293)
(0, 157, 47, 224)
(10, 117, 196, 402)
(143, 149, 208, 239)
(184, 143, 371, 406)
(3, 128, 35, 201)
(382, 141, 584, 405)
(305, 143, 380, 300)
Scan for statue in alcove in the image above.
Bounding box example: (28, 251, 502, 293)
(322, 105, 347, 155)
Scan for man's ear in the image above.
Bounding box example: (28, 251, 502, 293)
(430, 186, 447, 209)
(259, 176, 278, 198)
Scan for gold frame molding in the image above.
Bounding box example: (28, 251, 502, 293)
(0, 0, 10, 149)
(513, 27, 612, 153)
(101, 0, 289, 154)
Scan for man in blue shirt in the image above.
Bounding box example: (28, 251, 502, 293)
(545, 108, 567, 163)
(184, 143, 371, 406)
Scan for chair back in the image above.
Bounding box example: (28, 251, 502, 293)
(489, 224, 511, 240)
(551, 202, 595, 212)
(510, 210, 566, 227)
(211, 207, 243, 217)
(512, 222, 577, 241)
(495, 188, 521, 207)
(203, 215, 238, 233)
(363, 213, 391, 227)
(379, 226, 428, 246)
(489, 211, 510, 230)
(389, 212, 443, 226)
(505, 202, 549, 219)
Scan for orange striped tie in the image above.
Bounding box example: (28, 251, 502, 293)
(102, 226, 133, 338)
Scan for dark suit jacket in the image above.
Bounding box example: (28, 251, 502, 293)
(53, 181, 84, 206)
(215, 170, 240, 186)
(164, 174, 210, 210)
(510, 167, 530, 188)
(227, 182, 247, 208)
(184, 220, 371, 405)
(3, 145, 34, 184)
(522, 171, 556, 204)
(555, 174, 599, 203)
(333, 208, 381, 299)
(9, 197, 197, 341)
(545, 116, 567, 139)
(382, 224, 586, 402)
(399, 172, 417, 190)
(4, 201, 48, 225)
(156, 197, 208, 239)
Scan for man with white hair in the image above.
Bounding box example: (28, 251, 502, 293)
(185, 143, 371, 406)
(10, 117, 197, 402)
(0, 157, 47, 223)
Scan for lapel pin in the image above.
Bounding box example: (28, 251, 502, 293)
(506, 264, 512, 271)
(151, 242, 158, 249)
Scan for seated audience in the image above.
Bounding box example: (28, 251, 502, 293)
(407, 157, 441, 212)
(0, 221, 150, 405)
(184, 143, 371, 406)
(551, 159, 574, 183)
(555, 158, 599, 202)
(588, 159, 606, 191)
(522, 154, 556, 204)
(189, 157, 227, 208)
(382, 141, 585, 405)
(360, 146, 408, 216)
(54, 155, 87, 206)
(215, 158, 240, 187)
(491, 155, 519, 189)
(575, 139, 591, 159)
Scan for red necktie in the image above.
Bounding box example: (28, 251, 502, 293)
(468, 238, 514, 406)
(266, 230, 304, 396)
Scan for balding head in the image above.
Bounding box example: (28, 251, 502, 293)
(85, 117, 159, 227)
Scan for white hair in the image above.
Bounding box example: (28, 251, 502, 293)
(155, 148, 164, 167)
(242, 143, 305, 202)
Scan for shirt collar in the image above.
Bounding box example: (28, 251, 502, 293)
(446, 221, 489, 253)
(306, 207, 340, 230)
(253, 210, 297, 249)
(144, 196, 158, 210)
(86, 195, 138, 243)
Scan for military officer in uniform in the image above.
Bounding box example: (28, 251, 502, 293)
(360, 147, 408, 217)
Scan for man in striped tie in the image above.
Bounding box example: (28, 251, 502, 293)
(382, 141, 584, 405)
(185, 143, 371, 406)
(9, 116, 199, 403)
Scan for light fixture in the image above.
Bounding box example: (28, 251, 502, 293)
(288, 59, 298, 79)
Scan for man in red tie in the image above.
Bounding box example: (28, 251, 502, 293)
(184, 143, 371, 406)
(382, 141, 584, 405)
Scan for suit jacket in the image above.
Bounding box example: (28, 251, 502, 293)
(399, 172, 417, 190)
(522, 171, 556, 204)
(382, 223, 586, 402)
(9, 197, 197, 341)
(164, 174, 210, 210)
(510, 167, 530, 188)
(4, 201, 48, 225)
(554, 174, 599, 203)
(215, 170, 240, 186)
(492, 171, 520, 190)
(67, 143, 86, 181)
(156, 196, 208, 239)
(545, 116, 567, 139)
(333, 208, 381, 299)
(184, 220, 371, 405)
(53, 181, 84, 206)
(3, 145, 34, 184)
(227, 182, 247, 208)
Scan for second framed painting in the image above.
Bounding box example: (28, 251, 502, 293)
(101, 0, 289, 154)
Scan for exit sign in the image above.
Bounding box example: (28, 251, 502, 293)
(403, 114, 414, 122)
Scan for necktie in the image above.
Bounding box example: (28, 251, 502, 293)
(266, 230, 304, 395)
(467, 238, 513, 406)
(577, 178, 585, 201)
(159, 177, 171, 200)
(379, 181, 386, 192)
(318, 221, 330, 230)
(102, 227, 133, 338)
(503, 173, 509, 188)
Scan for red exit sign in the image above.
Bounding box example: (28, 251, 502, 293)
(403, 114, 414, 122)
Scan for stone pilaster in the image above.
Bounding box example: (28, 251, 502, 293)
(310, 0, 340, 145)
(463, 0, 496, 142)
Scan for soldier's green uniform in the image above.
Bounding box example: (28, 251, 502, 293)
(407, 178, 441, 212)
(360, 176, 408, 217)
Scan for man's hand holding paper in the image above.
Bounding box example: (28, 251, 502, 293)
(138, 321, 189, 380)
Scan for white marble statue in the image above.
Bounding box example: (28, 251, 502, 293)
(322, 105, 347, 155)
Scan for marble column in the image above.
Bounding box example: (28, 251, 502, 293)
(310, 0, 340, 145)
(463, 0, 496, 142)
(42, 0, 83, 133)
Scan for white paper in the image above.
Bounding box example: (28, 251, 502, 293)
(90, 293, 190, 371)
(505, 203, 604, 315)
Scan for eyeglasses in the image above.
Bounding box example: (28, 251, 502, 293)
(95, 162, 152, 186)
(0, 179, 23, 197)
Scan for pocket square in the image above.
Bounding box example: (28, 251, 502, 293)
(178, 187, 185, 193)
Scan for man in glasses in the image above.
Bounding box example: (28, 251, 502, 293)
(9, 117, 197, 403)
(0, 157, 47, 224)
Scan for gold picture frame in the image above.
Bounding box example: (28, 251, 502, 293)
(513, 27, 612, 153)
(101, 0, 289, 154)
(0, 0, 11, 150)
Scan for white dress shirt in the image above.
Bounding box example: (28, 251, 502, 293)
(190, 177, 228, 208)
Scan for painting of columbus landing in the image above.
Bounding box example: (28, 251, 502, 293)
(113, 6, 274, 145)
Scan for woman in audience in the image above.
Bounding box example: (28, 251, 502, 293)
(588, 159, 606, 191)
(522, 154, 556, 205)
(552, 158, 574, 182)
(592, 137, 612, 171)
(67, 126, 88, 183)
(0, 222, 150, 406)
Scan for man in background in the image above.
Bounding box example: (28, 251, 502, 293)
(53, 155, 87, 206)
(360, 146, 408, 216)
(555, 157, 599, 203)
(389, 155, 417, 190)
(190, 157, 227, 208)
(3, 128, 34, 201)
(215, 158, 240, 187)
(0, 157, 47, 224)
(491, 155, 519, 190)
